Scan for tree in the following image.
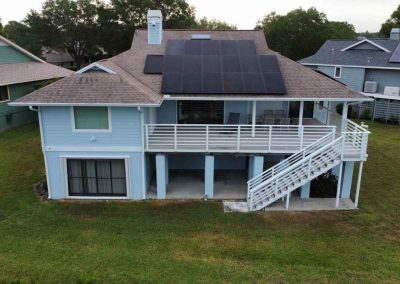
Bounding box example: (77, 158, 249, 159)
(195, 17, 236, 30)
(4, 21, 43, 56)
(0, 18, 4, 36)
(103, 0, 196, 54)
(257, 7, 356, 60)
(380, 5, 400, 37)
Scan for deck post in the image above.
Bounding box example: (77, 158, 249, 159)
(335, 161, 343, 208)
(285, 192, 290, 210)
(156, 154, 167, 199)
(342, 102, 348, 132)
(205, 155, 214, 199)
(248, 155, 264, 179)
(252, 101, 256, 137)
(354, 161, 364, 208)
(165, 155, 169, 185)
(340, 161, 354, 198)
(300, 182, 311, 199)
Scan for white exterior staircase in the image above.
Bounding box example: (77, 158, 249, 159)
(247, 118, 369, 211)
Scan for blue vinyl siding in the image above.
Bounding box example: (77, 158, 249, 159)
(318, 66, 365, 91)
(365, 69, 400, 93)
(40, 106, 142, 148)
(156, 100, 176, 124)
(168, 154, 246, 170)
(46, 151, 144, 199)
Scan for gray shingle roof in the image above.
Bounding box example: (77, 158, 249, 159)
(12, 30, 369, 106)
(0, 62, 73, 87)
(300, 39, 400, 69)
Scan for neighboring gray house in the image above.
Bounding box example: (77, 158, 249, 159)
(42, 48, 93, 70)
(300, 28, 400, 122)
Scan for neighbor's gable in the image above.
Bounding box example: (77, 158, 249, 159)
(0, 38, 36, 64)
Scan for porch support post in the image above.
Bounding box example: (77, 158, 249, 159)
(342, 102, 348, 132)
(299, 101, 304, 126)
(249, 155, 264, 179)
(335, 161, 343, 208)
(156, 154, 167, 199)
(252, 101, 256, 137)
(285, 192, 290, 210)
(165, 155, 169, 185)
(354, 161, 364, 208)
(205, 155, 214, 199)
(300, 182, 311, 199)
(341, 161, 354, 198)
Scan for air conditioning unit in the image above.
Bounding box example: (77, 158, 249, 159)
(364, 81, 378, 93)
(384, 86, 400, 96)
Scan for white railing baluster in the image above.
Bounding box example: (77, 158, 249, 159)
(268, 126, 272, 151)
(237, 125, 241, 152)
(206, 125, 209, 152)
(145, 125, 149, 151)
(174, 125, 177, 151)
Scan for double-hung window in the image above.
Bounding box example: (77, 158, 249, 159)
(0, 86, 9, 103)
(73, 107, 110, 131)
(67, 159, 127, 197)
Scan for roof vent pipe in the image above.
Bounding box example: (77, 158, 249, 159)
(390, 28, 400, 40)
(147, 10, 163, 45)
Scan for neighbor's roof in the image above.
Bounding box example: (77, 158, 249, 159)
(300, 38, 400, 69)
(0, 35, 73, 86)
(12, 29, 368, 106)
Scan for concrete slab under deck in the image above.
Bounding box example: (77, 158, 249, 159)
(148, 170, 247, 200)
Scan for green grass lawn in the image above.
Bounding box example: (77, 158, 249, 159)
(0, 122, 399, 283)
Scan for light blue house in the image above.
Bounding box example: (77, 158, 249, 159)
(11, 11, 371, 211)
(300, 28, 400, 123)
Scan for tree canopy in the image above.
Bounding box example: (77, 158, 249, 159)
(195, 17, 236, 30)
(380, 5, 400, 37)
(257, 7, 357, 60)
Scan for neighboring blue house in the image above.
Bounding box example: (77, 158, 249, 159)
(0, 35, 72, 131)
(300, 28, 400, 122)
(11, 10, 371, 211)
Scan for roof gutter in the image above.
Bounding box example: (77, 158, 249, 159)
(9, 102, 162, 107)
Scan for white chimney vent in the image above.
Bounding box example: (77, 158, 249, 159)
(390, 28, 400, 40)
(147, 10, 163, 45)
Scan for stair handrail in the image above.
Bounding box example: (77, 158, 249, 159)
(247, 128, 336, 190)
(248, 136, 343, 196)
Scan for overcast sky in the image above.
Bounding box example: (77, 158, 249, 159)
(1, 0, 398, 32)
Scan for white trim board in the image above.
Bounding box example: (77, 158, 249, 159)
(76, 62, 117, 74)
(9, 102, 162, 107)
(302, 63, 400, 71)
(340, 39, 390, 53)
(44, 146, 142, 152)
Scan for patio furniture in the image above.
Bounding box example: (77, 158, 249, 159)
(226, 112, 240, 124)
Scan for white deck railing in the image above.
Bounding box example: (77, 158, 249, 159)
(144, 124, 336, 154)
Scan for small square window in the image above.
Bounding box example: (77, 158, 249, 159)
(334, 66, 342, 78)
(0, 86, 10, 102)
(73, 107, 110, 130)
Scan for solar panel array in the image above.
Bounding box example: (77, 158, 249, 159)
(144, 39, 286, 94)
(389, 43, 400, 63)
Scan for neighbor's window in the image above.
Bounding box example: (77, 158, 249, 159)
(67, 159, 126, 197)
(0, 86, 9, 102)
(334, 66, 342, 78)
(73, 107, 109, 130)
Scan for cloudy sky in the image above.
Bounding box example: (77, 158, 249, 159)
(1, 0, 398, 32)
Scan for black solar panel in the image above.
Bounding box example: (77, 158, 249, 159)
(223, 73, 243, 93)
(263, 73, 286, 93)
(166, 40, 185, 55)
(240, 56, 261, 72)
(163, 55, 183, 72)
(144, 55, 164, 74)
(182, 73, 202, 93)
(160, 40, 286, 94)
(222, 56, 241, 72)
(259, 55, 280, 72)
(243, 73, 265, 93)
(203, 73, 223, 93)
(237, 40, 257, 55)
(161, 73, 182, 93)
(221, 40, 239, 55)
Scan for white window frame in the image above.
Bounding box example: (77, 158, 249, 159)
(60, 155, 130, 200)
(334, 66, 342, 79)
(0, 86, 10, 104)
(71, 106, 112, 133)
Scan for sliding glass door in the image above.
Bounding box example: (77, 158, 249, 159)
(67, 159, 127, 197)
(177, 101, 224, 124)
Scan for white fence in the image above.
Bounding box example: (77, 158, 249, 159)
(144, 124, 336, 154)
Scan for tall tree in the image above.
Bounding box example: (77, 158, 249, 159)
(380, 5, 400, 37)
(4, 21, 43, 55)
(195, 17, 236, 30)
(257, 7, 356, 60)
(0, 18, 4, 36)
